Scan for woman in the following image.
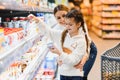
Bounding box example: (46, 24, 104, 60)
(28, 4, 97, 80)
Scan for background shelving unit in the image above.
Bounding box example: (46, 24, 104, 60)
(92, 0, 120, 39)
(80, 2, 92, 30)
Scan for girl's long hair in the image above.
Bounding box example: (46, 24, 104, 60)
(61, 9, 90, 53)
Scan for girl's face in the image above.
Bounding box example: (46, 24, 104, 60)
(65, 18, 81, 37)
(55, 10, 67, 26)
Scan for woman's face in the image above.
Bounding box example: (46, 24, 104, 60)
(55, 10, 67, 26)
(65, 18, 81, 37)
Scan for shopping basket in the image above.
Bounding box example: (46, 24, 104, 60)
(101, 43, 120, 80)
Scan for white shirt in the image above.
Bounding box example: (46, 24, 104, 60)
(52, 24, 65, 31)
(37, 21, 86, 76)
(52, 22, 91, 58)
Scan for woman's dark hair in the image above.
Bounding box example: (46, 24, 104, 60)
(54, 4, 69, 15)
(62, 9, 89, 53)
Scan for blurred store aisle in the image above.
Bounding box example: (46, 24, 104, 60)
(88, 31, 120, 80)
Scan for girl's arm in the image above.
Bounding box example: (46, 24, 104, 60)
(50, 37, 86, 66)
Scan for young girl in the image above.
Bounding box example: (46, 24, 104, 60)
(28, 9, 87, 80)
(57, 9, 88, 80)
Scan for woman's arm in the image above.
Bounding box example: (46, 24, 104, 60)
(28, 14, 62, 45)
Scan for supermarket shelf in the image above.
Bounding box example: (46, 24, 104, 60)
(93, 11, 120, 18)
(101, 22, 120, 25)
(0, 33, 41, 74)
(92, 26, 120, 39)
(91, 26, 102, 37)
(101, 19, 120, 24)
(92, 0, 101, 6)
(102, 12, 120, 18)
(92, 0, 120, 39)
(101, 0, 120, 4)
(102, 25, 120, 31)
(102, 7, 120, 11)
(91, 23, 101, 29)
(18, 45, 49, 80)
(103, 28, 120, 31)
(102, 32, 120, 39)
(91, 18, 101, 27)
(92, 13, 101, 17)
(92, 24, 120, 31)
(93, 6, 102, 11)
(102, 36, 120, 39)
(0, 1, 53, 13)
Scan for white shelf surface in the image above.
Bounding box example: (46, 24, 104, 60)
(0, 1, 53, 13)
(0, 33, 41, 74)
(18, 45, 49, 80)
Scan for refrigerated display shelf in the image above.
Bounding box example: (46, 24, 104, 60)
(0, 33, 41, 74)
(0, 0, 57, 80)
(18, 45, 49, 80)
(0, 1, 53, 13)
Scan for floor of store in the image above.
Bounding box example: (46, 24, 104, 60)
(88, 30, 120, 80)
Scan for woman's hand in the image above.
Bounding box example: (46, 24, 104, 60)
(74, 56, 88, 71)
(27, 14, 41, 23)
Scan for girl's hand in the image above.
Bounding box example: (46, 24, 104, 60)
(49, 45, 61, 56)
(74, 61, 83, 71)
(57, 60, 63, 66)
